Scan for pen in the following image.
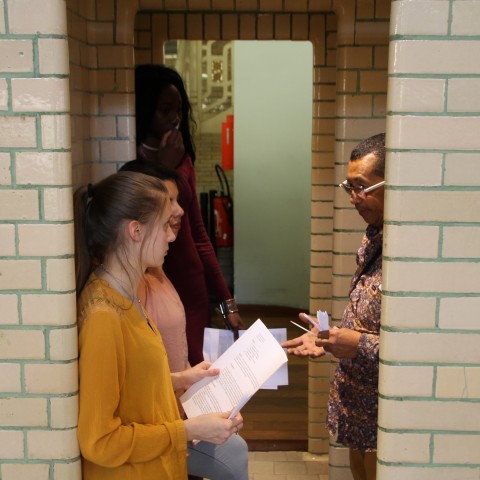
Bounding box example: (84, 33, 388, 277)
(290, 321, 316, 335)
(300, 312, 321, 330)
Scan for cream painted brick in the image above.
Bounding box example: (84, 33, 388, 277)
(1, 464, 49, 480)
(452, 1, 480, 35)
(49, 326, 78, 361)
(0, 363, 21, 392)
(44, 187, 73, 221)
(25, 362, 78, 394)
(12, 78, 69, 112)
(53, 461, 82, 480)
(377, 431, 430, 463)
(381, 330, 480, 363)
(22, 292, 76, 326)
(0, 0, 4, 35)
(384, 260, 480, 294)
(389, 116, 480, 150)
(41, 114, 71, 149)
(0, 329, 45, 360)
(0, 78, 7, 111)
(0, 152, 11, 183)
(0, 294, 19, 325)
(335, 231, 364, 254)
(50, 395, 78, 429)
(117, 116, 135, 138)
(312, 218, 334, 234)
(434, 433, 480, 464)
(332, 254, 356, 276)
(0, 224, 15, 256)
(90, 116, 116, 138)
(98, 45, 133, 68)
(388, 78, 445, 113)
(386, 151, 443, 186)
(311, 201, 333, 218)
(16, 152, 71, 185)
(436, 366, 480, 399)
(0, 398, 47, 427)
(445, 153, 480, 186)
(312, 184, 334, 202)
(328, 445, 349, 467)
(38, 38, 69, 75)
(381, 295, 436, 328)
(100, 139, 136, 162)
(0, 260, 41, 289)
(0, 115, 37, 148)
(439, 297, 480, 330)
(355, 21, 389, 45)
(379, 398, 480, 431)
(333, 210, 365, 231)
(28, 428, 79, 459)
(391, 0, 449, 35)
(385, 191, 480, 223)
(0, 190, 38, 220)
(100, 93, 135, 115)
(91, 162, 117, 182)
(46, 258, 76, 292)
(377, 464, 480, 480)
(448, 78, 480, 112)
(338, 47, 373, 69)
(311, 234, 332, 251)
(337, 94, 373, 118)
(379, 364, 433, 397)
(360, 71, 388, 93)
(0, 429, 23, 459)
(8, 0, 67, 34)
(443, 226, 480, 258)
(391, 40, 480, 75)
(18, 224, 73, 256)
(0, 39, 33, 73)
(336, 118, 386, 142)
(383, 224, 438, 258)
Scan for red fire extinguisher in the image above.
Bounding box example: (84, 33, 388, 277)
(213, 164, 233, 248)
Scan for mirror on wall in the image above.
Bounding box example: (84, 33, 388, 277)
(164, 40, 312, 309)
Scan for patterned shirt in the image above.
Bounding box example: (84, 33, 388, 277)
(326, 225, 383, 452)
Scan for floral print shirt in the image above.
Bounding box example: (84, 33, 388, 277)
(326, 225, 383, 452)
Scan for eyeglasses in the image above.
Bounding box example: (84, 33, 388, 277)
(339, 180, 385, 197)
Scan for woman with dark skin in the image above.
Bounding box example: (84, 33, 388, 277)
(126, 64, 244, 366)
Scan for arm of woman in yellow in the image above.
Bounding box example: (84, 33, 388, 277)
(77, 307, 187, 467)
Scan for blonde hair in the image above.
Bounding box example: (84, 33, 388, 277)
(73, 171, 169, 295)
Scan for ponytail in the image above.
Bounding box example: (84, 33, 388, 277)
(73, 172, 169, 295)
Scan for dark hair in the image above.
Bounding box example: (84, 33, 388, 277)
(119, 159, 181, 183)
(350, 133, 385, 178)
(135, 64, 196, 163)
(73, 171, 169, 295)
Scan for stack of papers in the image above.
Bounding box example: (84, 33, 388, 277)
(180, 319, 288, 418)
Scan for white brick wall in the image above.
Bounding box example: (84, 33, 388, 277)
(379, 0, 480, 478)
(1, 0, 479, 478)
(0, 0, 78, 475)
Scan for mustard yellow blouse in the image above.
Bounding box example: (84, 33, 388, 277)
(77, 274, 188, 480)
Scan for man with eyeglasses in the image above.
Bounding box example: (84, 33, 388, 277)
(283, 133, 385, 480)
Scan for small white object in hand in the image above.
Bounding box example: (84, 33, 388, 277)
(317, 310, 330, 331)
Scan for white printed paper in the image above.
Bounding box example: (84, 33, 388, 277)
(181, 319, 288, 418)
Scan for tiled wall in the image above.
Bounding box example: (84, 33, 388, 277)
(0, 0, 80, 479)
(1, 1, 480, 479)
(378, 0, 480, 478)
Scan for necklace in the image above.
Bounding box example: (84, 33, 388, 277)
(98, 264, 149, 322)
(140, 142, 159, 152)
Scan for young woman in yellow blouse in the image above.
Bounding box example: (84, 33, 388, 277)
(74, 172, 243, 480)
